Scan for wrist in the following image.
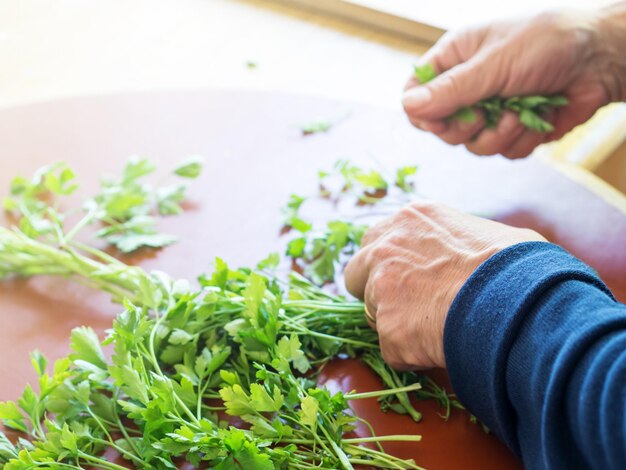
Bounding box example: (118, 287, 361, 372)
(593, 2, 626, 102)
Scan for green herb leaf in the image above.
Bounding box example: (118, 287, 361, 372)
(301, 120, 332, 135)
(173, 156, 204, 179)
(299, 396, 319, 427)
(69, 327, 107, 370)
(413, 63, 437, 84)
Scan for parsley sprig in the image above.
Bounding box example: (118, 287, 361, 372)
(3, 156, 203, 254)
(413, 63, 568, 132)
(284, 160, 419, 285)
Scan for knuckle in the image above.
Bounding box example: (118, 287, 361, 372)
(398, 203, 418, 219)
(370, 270, 394, 298)
(361, 230, 377, 247)
(369, 244, 395, 263)
(408, 200, 440, 216)
(533, 10, 561, 29)
(437, 73, 462, 97)
(437, 30, 458, 49)
(369, 270, 386, 290)
(383, 232, 408, 248)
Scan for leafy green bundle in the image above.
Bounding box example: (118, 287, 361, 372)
(283, 160, 419, 285)
(0, 159, 461, 469)
(413, 63, 568, 132)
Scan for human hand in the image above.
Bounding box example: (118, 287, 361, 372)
(402, 7, 626, 158)
(343, 202, 545, 369)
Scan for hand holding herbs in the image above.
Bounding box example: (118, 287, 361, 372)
(0, 158, 471, 469)
(344, 201, 544, 370)
(413, 64, 567, 134)
(403, 9, 620, 158)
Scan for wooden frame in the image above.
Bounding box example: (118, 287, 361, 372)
(265, 0, 444, 44)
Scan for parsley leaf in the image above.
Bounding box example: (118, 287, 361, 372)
(173, 156, 204, 179)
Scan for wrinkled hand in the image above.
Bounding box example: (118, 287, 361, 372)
(344, 202, 544, 370)
(403, 7, 626, 158)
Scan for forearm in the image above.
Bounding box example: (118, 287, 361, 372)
(595, 1, 626, 101)
(444, 242, 626, 468)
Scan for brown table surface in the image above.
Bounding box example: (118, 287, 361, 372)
(0, 90, 625, 469)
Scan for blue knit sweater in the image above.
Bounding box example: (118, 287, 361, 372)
(444, 242, 626, 469)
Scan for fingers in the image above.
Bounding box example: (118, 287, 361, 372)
(410, 109, 550, 158)
(363, 280, 378, 330)
(403, 28, 499, 135)
(464, 111, 525, 156)
(407, 116, 449, 135)
(416, 28, 479, 80)
(471, 108, 555, 158)
(428, 112, 486, 146)
(344, 247, 370, 300)
(360, 218, 395, 247)
(500, 129, 547, 159)
(410, 108, 540, 157)
(345, 217, 395, 299)
(547, 93, 603, 142)
(403, 54, 505, 122)
(403, 33, 461, 95)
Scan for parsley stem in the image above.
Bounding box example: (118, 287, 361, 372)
(63, 208, 96, 244)
(77, 452, 132, 470)
(344, 435, 422, 443)
(282, 318, 376, 349)
(345, 383, 422, 400)
(112, 389, 142, 457)
(354, 416, 385, 452)
(349, 458, 413, 469)
(347, 445, 426, 470)
(91, 438, 144, 466)
(284, 300, 364, 312)
(318, 423, 354, 470)
(25, 463, 80, 469)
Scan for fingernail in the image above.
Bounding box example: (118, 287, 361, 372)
(402, 87, 432, 110)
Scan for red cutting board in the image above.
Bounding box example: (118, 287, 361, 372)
(0, 90, 625, 469)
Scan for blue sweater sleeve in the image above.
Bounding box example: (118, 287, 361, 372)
(444, 242, 626, 469)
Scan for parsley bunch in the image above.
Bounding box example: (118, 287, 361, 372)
(0, 233, 424, 469)
(413, 63, 568, 132)
(0, 159, 451, 469)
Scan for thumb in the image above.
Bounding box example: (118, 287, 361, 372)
(403, 56, 503, 121)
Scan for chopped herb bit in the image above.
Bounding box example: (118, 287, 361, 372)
(301, 120, 333, 135)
